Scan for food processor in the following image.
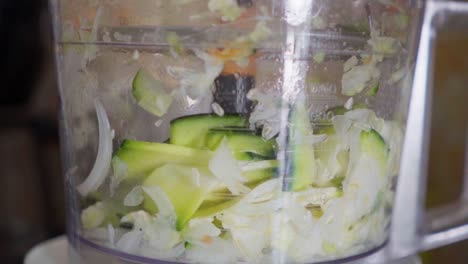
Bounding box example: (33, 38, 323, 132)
(48, 0, 468, 263)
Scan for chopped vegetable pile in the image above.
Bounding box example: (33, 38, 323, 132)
(70, 1, 409, 263)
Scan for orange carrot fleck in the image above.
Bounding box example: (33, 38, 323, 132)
(201, 235, 214, 244)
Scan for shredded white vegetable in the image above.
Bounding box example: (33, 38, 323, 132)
(124, 186, 145, 207)
(77, 100, 113, 197)
(344, 97, 354, 110)
(116, 230, 143, 252)
(209, 139, 250, 195)
(211, 102, 224, 116)
(295, 187, 340, 206)
(313, 52, 326, 63)
(181, 217, 221, 244)
(80, 5, 103, 69)
(344, 56, 359, 72)
(208, 0, 244, 22)
(248, 21, 272, 43)
(388, 67, 408, 85)
(368, 36, 399, 55)
(168, 50, 223, 99)
(142, 186, 177, 221)
(240, 160, 278, 172)
(110, 156, 128, 196)
(341, 64, 375, 96)
(248, 89, 281, 140)
(185, 237, 240, 264)
(119, 210, 182, 257)
(81, 202, 105, 229)
(132, 50, 140, 61)
(107, 224, 115, 246)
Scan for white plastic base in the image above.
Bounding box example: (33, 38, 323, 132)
(24, 235, 68, 264)
(24, 235, 421, 264)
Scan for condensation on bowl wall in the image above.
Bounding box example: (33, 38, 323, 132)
(24, 235, 421, 264)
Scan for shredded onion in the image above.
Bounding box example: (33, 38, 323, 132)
(388, 67, 408, 85)
(120, 210, 181, 254)
(110, 156, 128, 196)
(182, 217, 221, 244)
(82, 227, 110, 242)
(295, 187, 340, 206)
(124, 186, 144, 207)
(168, 50, 223, 99)
(211, 102, 224, 116)
(116, 230, 143, 252)
(344, 56, 358, 72)
(209, 139, 250, 195)
(107, 224, 115, 246)
(341, 64, 375, 96)
(81, 5, 102, 68)
(240, 160, 278, 172)
(81, 202, 105, 229)
(77, 100, 113, 197)
(368, 36, 399, 55)
(185, 237, 239, 264)
(208, 0, 244, 22)
(142, 186, 177, 220)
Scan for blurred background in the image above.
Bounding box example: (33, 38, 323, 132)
(0, 0, 466, 264)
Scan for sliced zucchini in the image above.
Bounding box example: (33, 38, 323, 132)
(367, 83, 380, 96)
(193, 197, 240, 218)
(112, 139, 212, 182)
(244, 167, 276, 186)
(315, 134, 349, 187)
(81, 200, 132, 229)
(360, 129, 388, 173)
(170, 114, 248, 149)
(132, 68, 173, 117)
(327, 106, 348, 116)
(142, 164, 219, 230)
(289, 105, 317, 191)
(205, 129, 277, 160)
(194, 165, 277, 217)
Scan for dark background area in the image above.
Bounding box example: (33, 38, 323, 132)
(0, 1, 466, 264)
(0, 0, 64, 263)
